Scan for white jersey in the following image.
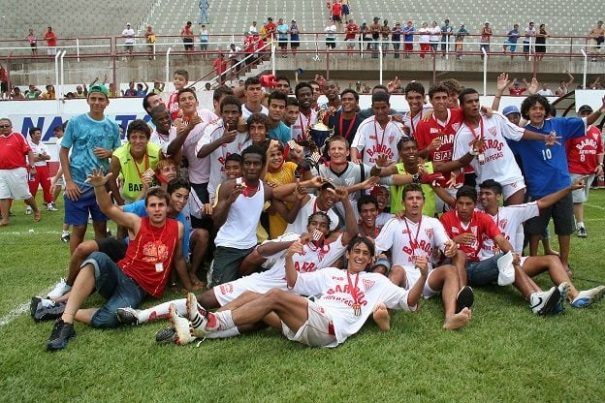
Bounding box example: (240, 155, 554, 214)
(352, 116, 405, 166)
(28, 141, 50, 167)
(452, 113, 524, 186)
(375, 216, 451, 267)
(214, 181, 265, 249)
(402, 111, 422, 138)
(149, 127, 177, 156)
(291, 109, 318, 142)
(181, 109, 217, 184)
(293, 268, 416, 347)
(242, 104, 268, 120)
(214, 235, 347, 306)
(376, 212, 394, 229)
(285, 194, 340, 234)
(198, 119, 251, 202)
(479, 202, 539, 259)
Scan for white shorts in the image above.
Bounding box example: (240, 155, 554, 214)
(0, 168, 32, 200)
(281, 300, 337, 347)
(571, 173, 595, 203)
(502, 179, 526, 200)
(402, 265, 439, 299)
(213, 272, 287, 306)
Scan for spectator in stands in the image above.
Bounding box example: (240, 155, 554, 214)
(0, 65, 7, 99)
(39, 85, 56, 100)
(11, 86, 25, 101)
(145, 25, 156, 59)
(370, 17, 381, 57)
(535, 24, 548, 61)
(122, 23, 135, 58)
(25, 84, 41, 100)
(504, 24, 520, 59)
(509, 78, 528, 96)
(43, 26, 57, 55)
(0, 118, 41, 226)
(555, 73, 574, 96)
(325, 20, 337, 49)
(418, 22, 430, 59)
(27, 29, 38, 56)
(441, 19, 453, 57)
(249, 21, 258, 35)
(199, 25, 209, 55)
(74, 84, 88, 98)
(566, 105, 604, 238)
(381, 20, 391, 57)
(429, 21, 440, 54)
(402, 20, 415, 58)
(341, 0, 350, 19)
(360, 22, 371, 52)
(181, 21, 195, 60)
(136, 82, 149, 97)
(345, 19, 359, 56)
(289, 19, 300, 57)
(264, 17, 277, 40)
(123, 81, 138, 97)
(276, 18, 289, 57)
(589, 20, 604, 61)
(198, 0, 209, 24)
(455, 24, 468, 60)
(480, 22, 492, 58)
(391, 22, 402, 58)
(331, 0, 342, 25)
(523, 21, 536, 60)
(537, 83, 553, 96)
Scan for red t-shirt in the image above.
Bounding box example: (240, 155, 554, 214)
(167, 91, 180, 121)
(509, 87, 526, 96)
(0, 133, 31, 169)
(119, 217, 180, 298)
(440, 210, 501, 262)
(345, 23, 358, 40)
(44, 31, 57, 46)
(415, 108, 465, 185)
(332, 3, 342, 16)
(264, 22, 276, 36)
(566, 125, 604, 174)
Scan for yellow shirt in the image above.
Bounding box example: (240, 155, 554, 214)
(113, 142, 161, 202)
(390, 161, 437, 217)
(265, 162, 297, 239)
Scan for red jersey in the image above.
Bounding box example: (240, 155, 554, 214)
(566, 125, 603, 174)
(509, 87, 526, 96)
(332, 2, 342, 16)
(0, 133, 31, 169)
(167, 90, 180, 121)
(44, 31, 57, 46)
(345, 23, 359, 40)
(415, 108, 464, 185)
(440, 210, 501, 262)
(119, 217, 180, 298)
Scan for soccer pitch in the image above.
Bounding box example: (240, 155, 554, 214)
(1, 193, 604, 402)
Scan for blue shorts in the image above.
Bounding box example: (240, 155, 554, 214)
(82, 251, 147, 328)
(64, 185, 107, 226)
(466, 253, 502, 286)
(507, 42, 517, 52)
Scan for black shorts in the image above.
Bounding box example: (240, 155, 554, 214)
(291, 41, 300, 48)
(97, 236, 128, 262)
(525, 192, 574, 236)
(596, 36, 604, 47)
(332, 15, 341, 23)
(279, 40, 288, 49)
(183, 38, 194, 50)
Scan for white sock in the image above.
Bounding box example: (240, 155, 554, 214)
(205, 326, 241, 339)
(214, 310, 235, 330)
(138, 298, 187, 323)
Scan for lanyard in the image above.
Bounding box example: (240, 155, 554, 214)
(346, 271, 362, 316)
(298, 110, 312, 134)
(465, 117, 484, 141)
(373, 118, 389, 150)
(409, 112, 420, 136)
(132, 152, 149, 180)
(403, 216, 423, 258)
(338, 112, 357, 140)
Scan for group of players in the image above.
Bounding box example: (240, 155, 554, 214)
(22, 68, 605, 351)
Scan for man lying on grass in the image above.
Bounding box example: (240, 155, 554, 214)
(45, 169, 191, 351)
(166, 235, 425, 348)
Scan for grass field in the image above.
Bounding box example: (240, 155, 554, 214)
(1, 192, 604, 403)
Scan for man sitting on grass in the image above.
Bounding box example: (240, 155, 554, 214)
(45, 170, 191, 351)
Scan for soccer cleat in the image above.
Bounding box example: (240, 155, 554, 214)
(529, 287, 561, 315)
(571, 285, 605, 308)
(168, 304, 196, 345)
(46, 202, 58, 212)
(553, 282, 570, 314)
(46, 319, 75, 351)
(47, 278, 71, 300)
(577, 227, 587, 238)
(155, 327, 177, 344)
(116, 307, 141, 325)
(60, 232, 71, 243)
(30, 297, 66, 322)
(455, 286, 474, 314)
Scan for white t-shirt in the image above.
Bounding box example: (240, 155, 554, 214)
(352, 116, 405, 166)
(291, 110, 318, 142)
(375, 216, 451, 268)
(524, 27, 536, 44)
(452, 113, 524, 186)
(149, 127, 177, 156)
(242, 104, 268, 120)
(181, 108, 218, 184)
(479, 202, 539, 259)
(198, 120, 251, 202)
(419, 28, 430, 43)
(293, 268, 416, 347)
(28, 141, 50, 167)
(122, 28, 135, 45)
(285, 194, 340, 234)
(401, 110, 422, 138)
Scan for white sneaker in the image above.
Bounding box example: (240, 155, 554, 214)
(530, 286, 561, 315)
(47, 278, 71, 300)
(571, 285, 605, 308)
(47, 202, 58, 211)
(168, 304, 196, 345)
(25, 206, 33, 215)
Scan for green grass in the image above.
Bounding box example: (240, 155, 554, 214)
(1, 193, 605, 402)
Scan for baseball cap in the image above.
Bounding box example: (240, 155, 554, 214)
(578, 104, 593, 114)
(502, 105, 520, 116)
(88, 84, 109, 98)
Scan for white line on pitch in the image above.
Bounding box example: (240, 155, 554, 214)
(585, 203, 605, 211)
(0, 301, 31, 327)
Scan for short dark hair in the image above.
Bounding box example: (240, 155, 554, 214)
(458, 88, 479, 105)
(440, 78, 462, 96)
(479, 179, 503, 195)
(268, 91, 288, 105)
(220, 95, 242, 113)
(178, 87, 197, 102)
(145, 187, 170, 206)
(403, 184, 425, 199)
(126, 119, 151, 140)
(346, 235, 375, 256)
(174, 69, 189, 81)
(167, 177, 191, 194)
(29, 127, 42, 135)
(242, 144, 267, 164)
(456, 185, 477, 203)
(286, 97, 300, 107)
(340, 88, 359, 102)
(225, 153, 243, 164)
(357, 195, 379, 213)
(307, 211, 332, 228)
(275, 75, 290, 86)
(247, 112, 269, 128)
(520, 94, 550, 120)
(372, 84, 389, 94)
(244, 76, 261, 89)
(371, 91, 390, 105)
(142, 93, 159, 112)
(397, 136, 416, 151)
(294, 82, 313, 98)
(404, 81, 425, 96)
(150, 105, 169, 120)
(428, 84, 450, 99)
(213, 85, 234, 102)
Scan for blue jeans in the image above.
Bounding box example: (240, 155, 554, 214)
(83, 252, 147, 328)
(466, 253, 502, 286)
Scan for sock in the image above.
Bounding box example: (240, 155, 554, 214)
(138, 298, 186, 323)
(214, 310, 235, 331)
(205, 326, 241, 339)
